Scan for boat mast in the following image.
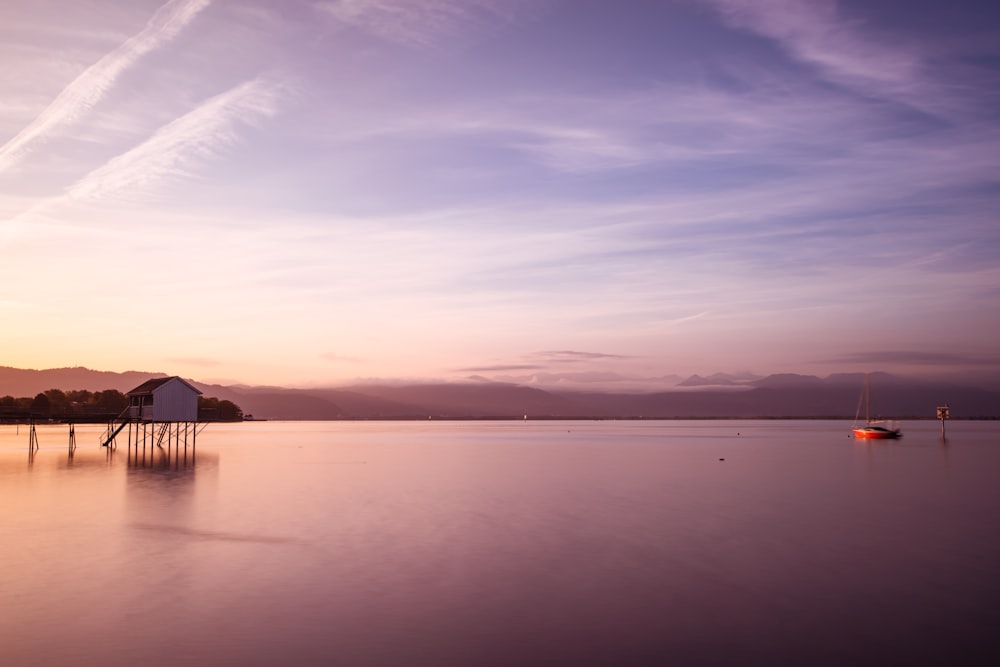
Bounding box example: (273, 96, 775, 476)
(865, 373, 871, 425)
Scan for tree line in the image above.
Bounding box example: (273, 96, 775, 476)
(0, 389, 244, 422)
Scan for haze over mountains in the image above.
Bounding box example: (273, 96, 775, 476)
(2, 366, 997, 420)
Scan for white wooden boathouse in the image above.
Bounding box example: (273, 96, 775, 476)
(101, 376, 203, 464)
(127, 376, 201, 422)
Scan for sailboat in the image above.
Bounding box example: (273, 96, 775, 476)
(852, 373, 902, 439)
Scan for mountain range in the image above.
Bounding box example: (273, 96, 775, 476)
(2, 366, 997, 420)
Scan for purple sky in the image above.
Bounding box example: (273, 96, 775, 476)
(1, 0, 999, 389)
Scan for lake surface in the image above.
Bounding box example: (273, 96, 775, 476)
(2, 420, 999, 666)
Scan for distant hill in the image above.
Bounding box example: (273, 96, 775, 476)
(2, 366, 997, 419)
(0, 366, 168, 396)
(323, 383, 590, 418)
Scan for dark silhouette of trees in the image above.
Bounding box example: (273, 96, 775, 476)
(93, 390, 127, 413)
(30, 393, 50, 415)
(198, 396, 243, 422)
(0, 389, 240, 422)
(33, 389, 127, 417)
(0, 395, 34, 413)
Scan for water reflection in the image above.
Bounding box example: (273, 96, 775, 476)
(128, 521, 308, 545)
(3, 420, 1000, 667)
(126, 438, 197, 469)
(120, 421, 200, 470)
(0, 423, 216, 476)
(59, 443, 114, 470)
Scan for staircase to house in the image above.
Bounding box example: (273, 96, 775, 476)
(99, 408, 131, 448)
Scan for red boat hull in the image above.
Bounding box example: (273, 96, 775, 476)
(853, 427, 901, 439)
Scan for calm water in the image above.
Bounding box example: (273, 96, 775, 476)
(2, 420, 999, 666)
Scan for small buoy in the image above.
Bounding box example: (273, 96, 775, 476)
(719, 458, 725, 461)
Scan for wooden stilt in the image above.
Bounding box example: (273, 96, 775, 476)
(29, 420, 39, 451)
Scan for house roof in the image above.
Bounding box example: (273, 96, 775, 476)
(126, 376, 203, 396)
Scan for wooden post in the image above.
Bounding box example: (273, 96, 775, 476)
(937, 405, 950, 439)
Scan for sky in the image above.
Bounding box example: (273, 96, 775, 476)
(2, 0, 999, 390)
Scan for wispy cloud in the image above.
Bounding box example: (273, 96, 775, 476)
(457, 364, 544, 372)
(531, 350, 630, 363)
(2, 77, 279, 238)
(316, 0, 528, 47)
(310, 75, 946, 176)
(829, 351, 1000, 367)
(697, 0, 962, 116)
(668, 311, 711, 326)
(0, 0, 211, 170)
(455, 352, 631, 376)
(67, 78, 279, 202)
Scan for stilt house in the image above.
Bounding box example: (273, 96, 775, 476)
(126, 376, 201, 422)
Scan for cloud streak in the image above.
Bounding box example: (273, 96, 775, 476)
(316, 0, 528, 47)
(458, 364, 544, 372)
(532, 350, 630, 362)
(2, 77, 279, 238)
(0, 0, 210, 170)
(829, 351, 1000, 367)
(697, 0, 966, 118)
(67, 78, 279, 202)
